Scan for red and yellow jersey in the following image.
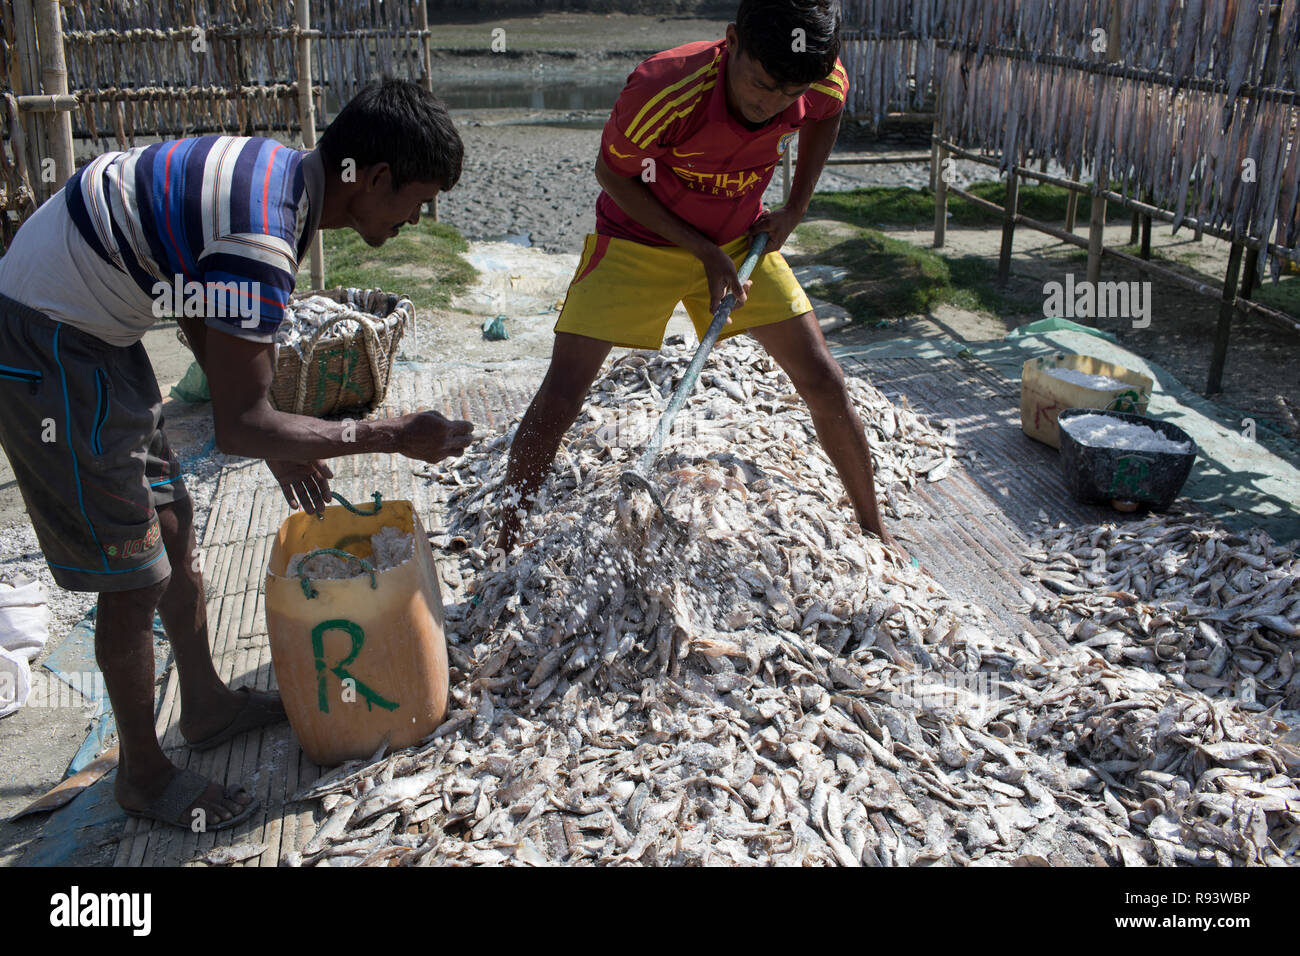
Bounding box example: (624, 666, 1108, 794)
(596, 39, 847, 247)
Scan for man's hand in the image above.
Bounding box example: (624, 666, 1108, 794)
(701, 245, 753, 315)
(748, 204, 804, 254)
(397, 410, 475, 464)
(266, 459, 333, 515)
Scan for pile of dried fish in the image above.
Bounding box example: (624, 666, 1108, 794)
(283, 342, 1298, 867)
(275, 294, 359, 357)
(1020, 514, 1300, 708)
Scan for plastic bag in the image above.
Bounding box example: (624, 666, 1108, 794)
(0, 577, 49, 660)
(169, 360, 210, 403)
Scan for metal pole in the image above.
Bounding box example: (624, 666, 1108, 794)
(1207, 242, 1244, 394)
(296, 0, 325, 290)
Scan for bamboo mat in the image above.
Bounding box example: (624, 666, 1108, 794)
(111, 361, 546, 867)
(112, 350, 1121, 866)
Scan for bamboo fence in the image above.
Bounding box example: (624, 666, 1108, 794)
(836, 0, 1299, 392)
(1, 0, 434, 238)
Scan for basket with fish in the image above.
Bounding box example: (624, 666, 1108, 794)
(1057, 408, 1197, 512)
(1021, 352, 1154, 449)
(270, 287, 414, 417)
(173, 286, 414, 416)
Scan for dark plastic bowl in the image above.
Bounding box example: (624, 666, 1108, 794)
(1057, 408, 1198, 511)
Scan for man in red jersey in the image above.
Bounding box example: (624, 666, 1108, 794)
(497, 0, 907, 562)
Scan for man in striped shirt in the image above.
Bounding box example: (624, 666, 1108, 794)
(0, 80, 473, 830)
(497, 1, 906, 562)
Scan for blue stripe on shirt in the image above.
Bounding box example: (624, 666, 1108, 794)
(63, 136, 307, 309)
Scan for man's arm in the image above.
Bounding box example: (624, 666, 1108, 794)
(201, 327, 472, 464)
(748, 112, 842, 252)
(595, 155, 751, 314)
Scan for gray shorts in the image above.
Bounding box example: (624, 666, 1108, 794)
(0, 292, 188, 592)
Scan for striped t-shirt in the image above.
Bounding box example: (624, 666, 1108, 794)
(0, 136, 322, 346)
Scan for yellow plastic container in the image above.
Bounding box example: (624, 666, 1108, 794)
(265, 496, 448, 766)
(1020, 352, 1154, 449)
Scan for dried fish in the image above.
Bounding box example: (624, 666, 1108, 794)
(292, 342, 1297, 868)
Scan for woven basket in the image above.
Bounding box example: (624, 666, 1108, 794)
(270, 287, 413, 417)
(172, 287, 413, 417)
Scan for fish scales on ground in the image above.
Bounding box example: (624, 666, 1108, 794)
(292, 343, 1298, 867)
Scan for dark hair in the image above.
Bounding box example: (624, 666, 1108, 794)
(734, 0, 841, 86)
(318, 79, 463, 191)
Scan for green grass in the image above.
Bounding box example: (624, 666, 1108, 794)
(1249, 270, 1300, 317)
(791, 221, 1040, 323)
(298, 219, 478, 311)
(806, 182, 1124, 230)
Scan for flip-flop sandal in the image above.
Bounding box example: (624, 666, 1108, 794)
(186, 687, 288, 752)
(123, 768, 259, 832)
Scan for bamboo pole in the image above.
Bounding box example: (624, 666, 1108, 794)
(824, 153, 931, 167)
(416, 0, 438, 221)
(1064, 164, 1080, 231)
(417, 0, 432, 93)
(782, 146, 793, 205)
(295, 0, 325, 290)
(930, 116, 940, 192)
(933, 140, 949, 248)
(11, 0, 47, 201)
(34, 0, 74, 190)
(997, 169, 1018, 286)
(1207, 243, 1244, 395)
(947, 183, 1001, 215)
(1140, 189, 1152, 260)
(15, 93, 78, 111)
(1240, 247, 1260, 301)
(1085, 194, 1107, 322)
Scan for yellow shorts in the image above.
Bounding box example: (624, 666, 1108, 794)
(554, 233, 813, 349)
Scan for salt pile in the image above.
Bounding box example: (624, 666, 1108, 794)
(286, 342, 1297, 868)
(1043, 367, 1133, 391)
(1062, 413, 1193, 454)
(286, 526, 414, 580)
